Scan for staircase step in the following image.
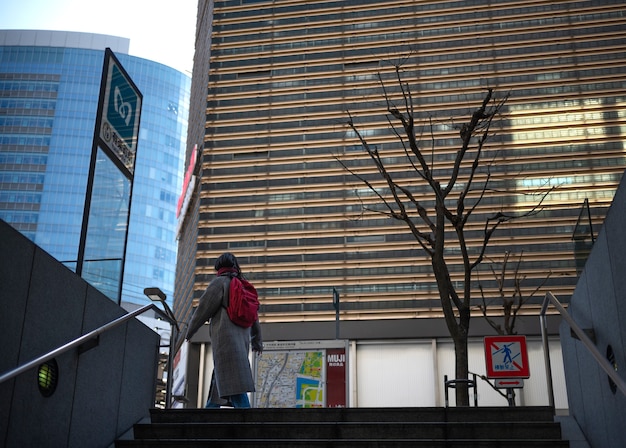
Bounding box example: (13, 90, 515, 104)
(117, 438, 569, 448)
(116, 407, 569, 448)
(149, 406, 556, 424)
(132, 421, 563, 440)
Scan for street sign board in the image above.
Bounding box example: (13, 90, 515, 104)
(484, 335, 530, 379)
(495, 378, 524, 389)
(98, 49, 142, 175)
(253, 340, 349, 408)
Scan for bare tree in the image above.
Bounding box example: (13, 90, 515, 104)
(337, 65, 552, 405)
(477, 250, 553, 336)
(473, 251, 553, 406)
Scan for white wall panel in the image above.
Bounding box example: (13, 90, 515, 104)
(194, 336, 569, 409)
(549, 340, 569, 410)
(523, 338, 569, 409)
(436, 339, 510, 407)
(356, 341, 436, 407)
(197, 344, 214, 408)
(436, 338, 568, 409)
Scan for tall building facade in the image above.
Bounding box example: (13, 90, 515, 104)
(176, 0, 625, 331)
(175, 0, 213, 325)
(0, 30, 190, 308)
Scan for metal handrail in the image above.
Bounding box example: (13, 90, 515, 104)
(0, 303, 176, 386)
(540, 291, 626, 408)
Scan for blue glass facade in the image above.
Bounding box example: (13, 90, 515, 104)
(0, 31, 190, 307)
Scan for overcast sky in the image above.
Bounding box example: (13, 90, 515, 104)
(0, 0, 197, 74)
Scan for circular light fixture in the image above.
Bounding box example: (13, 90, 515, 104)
(37, 359, 58, 397)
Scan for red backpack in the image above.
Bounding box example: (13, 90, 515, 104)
(226, 276, 259, 328)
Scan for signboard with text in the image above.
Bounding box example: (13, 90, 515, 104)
(484, 335, 530, 379)
(98, 48, 142, 175)
(77, 48, 141, 299)
(171, 342, 188, 408)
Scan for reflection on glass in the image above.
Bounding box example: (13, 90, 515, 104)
(82, 147, 130, 302)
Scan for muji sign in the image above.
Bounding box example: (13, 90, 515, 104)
(484, 335, 530, 379)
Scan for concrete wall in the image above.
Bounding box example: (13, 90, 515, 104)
(560, 174, 626, 448)
(0, 220, 160, 448)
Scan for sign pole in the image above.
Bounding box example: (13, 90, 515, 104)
(333, 288, 340, 339)
(507, 388, 515, 407)
(77, 48, 142, 303)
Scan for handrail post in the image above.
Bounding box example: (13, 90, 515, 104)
(540, 291, 626, 403)
(472, 373, 478, 407)
(165, 323, 177, 408)
(444, 375, 478, 407)
(539, 306, 555, 409)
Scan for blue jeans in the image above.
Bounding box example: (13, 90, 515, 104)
(205, 393, 250, 408)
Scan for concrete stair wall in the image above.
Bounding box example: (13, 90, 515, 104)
(116, 406, 569, 447)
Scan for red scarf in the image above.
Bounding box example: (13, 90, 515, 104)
(217, 267, 238, 276)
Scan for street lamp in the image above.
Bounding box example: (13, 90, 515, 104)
(144, 287, 179, 408)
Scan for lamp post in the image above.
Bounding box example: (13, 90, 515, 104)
(144, 287, 179, 408)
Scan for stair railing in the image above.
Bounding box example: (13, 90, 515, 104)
(0, 302, 177, 401)
(540, 291, 626, 408)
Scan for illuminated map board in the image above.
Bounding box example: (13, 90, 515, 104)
(253, 340, 348, 408)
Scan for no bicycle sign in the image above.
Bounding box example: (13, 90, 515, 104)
(484, 335, 530, 379)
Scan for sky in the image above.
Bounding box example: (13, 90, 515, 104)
(0, 0, 197, 74)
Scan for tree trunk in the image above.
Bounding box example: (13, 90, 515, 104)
(453, 331, 470, 406)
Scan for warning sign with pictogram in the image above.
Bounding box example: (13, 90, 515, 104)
(484, 335, 530, 379)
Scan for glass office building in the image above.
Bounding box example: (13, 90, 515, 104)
(0, 30, 190, 308)
(175, 0, 626, 330)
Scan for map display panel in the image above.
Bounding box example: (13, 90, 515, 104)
(255, 350, 324, 407)
(253, 340, 348, 408)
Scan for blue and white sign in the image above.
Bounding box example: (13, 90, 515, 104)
(99, 51, 142, 175)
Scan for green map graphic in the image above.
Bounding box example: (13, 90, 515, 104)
(300, 351, 323, 377)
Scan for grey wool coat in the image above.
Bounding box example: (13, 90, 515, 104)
(185, 275, 262, 398)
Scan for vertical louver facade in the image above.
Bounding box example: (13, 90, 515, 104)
(182, 0, 626, 326)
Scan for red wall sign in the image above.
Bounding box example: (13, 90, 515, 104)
(484, 335, 530, 379)
(326, 348, 347, 408)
